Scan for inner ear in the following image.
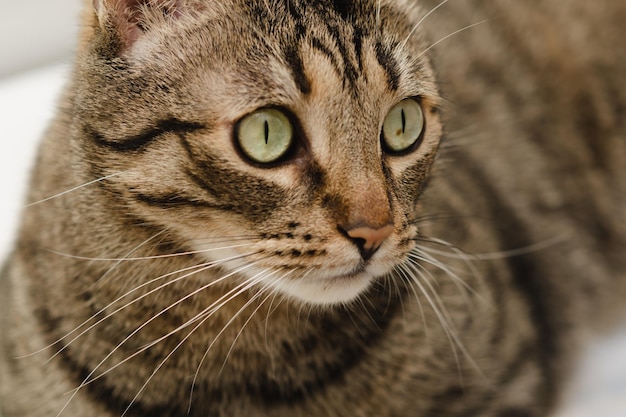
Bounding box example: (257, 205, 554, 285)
(93, 0, 184, 50)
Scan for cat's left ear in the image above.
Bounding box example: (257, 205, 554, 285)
(92, 0, 186, 52)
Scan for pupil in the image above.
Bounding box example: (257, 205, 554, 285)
(401, 109, 406, 134)
(264, 120, 269, 144)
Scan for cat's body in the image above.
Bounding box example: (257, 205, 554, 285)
(1, 0, 625, 416)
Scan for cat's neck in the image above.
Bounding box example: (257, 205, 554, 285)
(38, 248, 406, 415)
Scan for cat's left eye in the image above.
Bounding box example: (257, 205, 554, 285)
(235, 108, 294, 164)
(381, 98, 425, 154)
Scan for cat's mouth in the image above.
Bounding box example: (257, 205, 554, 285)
(269, 263, 383, 306)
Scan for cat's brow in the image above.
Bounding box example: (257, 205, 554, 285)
(283, 43, 312, 95)
(375, 40, 400, 91)
(87, 119, 207, 153)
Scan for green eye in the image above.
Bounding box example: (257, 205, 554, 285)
(236, 108, 294, 164)
(381, 98, 425, 153)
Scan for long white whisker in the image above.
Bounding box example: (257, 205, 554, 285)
(46, 242, 258, 262)
(394, 264, 429, 339)
(111, 271, 264, 392)
(416, 20, 488, 60)
(409, 250, 479, 302)
(188, 235, 262, 244)
(405, 259, 485, 381)
(404, 261, 464, 379)
(31, 251, 255, 362)
(186, 269, 293, 411)
(354, 291, 382, 332)
(25, 173, 124, 208)
(415, 239, 487, 302)
(55, 260, 260, 417)
(387, 272, 407, 321)
(217, 280, 280, 375)
(263, 286, 287, 380)
(95, 229, 169, 283)
(419, 235, 568, 261)
(401, 0, 450, 49)
(86, 261, 260, 379)
(124, 272, 271, 417)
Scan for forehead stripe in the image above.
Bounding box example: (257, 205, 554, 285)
(284, 44, 312, 95)
(375, 41, 400, 91)
(86, 119, 206, 152)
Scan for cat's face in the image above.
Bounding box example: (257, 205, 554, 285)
(78, 0, 442, 305)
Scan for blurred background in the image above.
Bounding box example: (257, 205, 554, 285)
(0, 0, 81, 258)
(0, 0, 82, 77)
(0, 1, 624, 416)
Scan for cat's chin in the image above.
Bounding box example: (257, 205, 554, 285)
(274, 272, 375, 306)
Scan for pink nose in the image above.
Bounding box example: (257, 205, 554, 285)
(345, 224, 394, 260)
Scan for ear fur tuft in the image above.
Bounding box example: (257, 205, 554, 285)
(92, 0, 185, 51)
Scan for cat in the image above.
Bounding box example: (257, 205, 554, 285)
(1, 0, 625, 416)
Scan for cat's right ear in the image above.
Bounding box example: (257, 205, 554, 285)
(91, 0, 185, 53)
(92, 0, 142, 51)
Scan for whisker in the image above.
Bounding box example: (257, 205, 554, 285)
(400, 0, 450, 49)
(217, 277, 285, 375)
(404, 255, 485, 382)
(190, 268, 296, 409)
(57, 260, 263, 417)
(393, 264, 429, 339)
(403, 261, 465, 382)
(408, 250, 479, 301)
(28, 251, 256, 362)
(190, 269, 277, 392)
(379, 273, 404, 319)
(428, 234, 569, 261)
(416, 20, 488, 60)
(352, 292, 382, 332)
(187, 235, 261, 244)
(92, 262, 261, 376)
(408, 212, 471, 225)
(46, 242, 259, 262)
(25, 172, 124, 208)
(410, 238, 485, 287)
(417, 234, 568, 261)
(95, 229, 169, 283)
(263, 288, 287, 365)
(124, 272, 272, 417)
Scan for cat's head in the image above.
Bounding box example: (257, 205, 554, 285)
(75, 0, 442, 305)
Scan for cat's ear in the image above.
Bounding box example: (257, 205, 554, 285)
(92, 0, 185, 51)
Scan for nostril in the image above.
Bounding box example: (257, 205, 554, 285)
(342, 224, 394, 260)
(346, 225, 394, 250)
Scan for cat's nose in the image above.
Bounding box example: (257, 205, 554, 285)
(344, 224, 394, 261)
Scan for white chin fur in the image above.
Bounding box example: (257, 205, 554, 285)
(271, 273, 375, 306)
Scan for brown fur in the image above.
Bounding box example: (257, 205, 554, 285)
(1, 0, 625, 416)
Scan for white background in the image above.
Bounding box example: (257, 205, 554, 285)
(0, 0, 82, 78)
(0, 1, 625, 416)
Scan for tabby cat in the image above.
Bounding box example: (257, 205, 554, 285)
(1, 0, 625, 416)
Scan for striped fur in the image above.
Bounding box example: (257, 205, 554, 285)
(1, 0, 625, 416)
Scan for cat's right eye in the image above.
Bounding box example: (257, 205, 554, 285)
(235, 108, 294, 164)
